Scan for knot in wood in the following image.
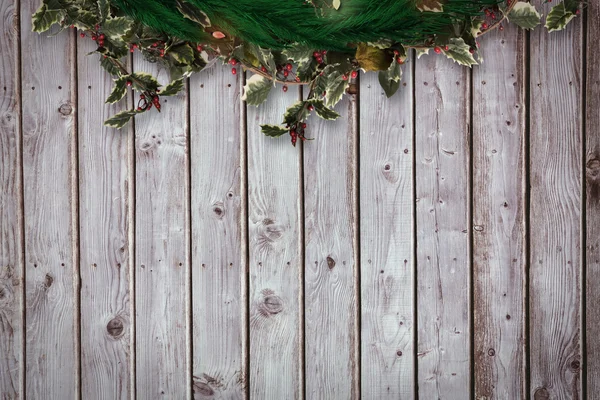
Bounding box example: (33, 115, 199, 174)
(260, 294, 283, 316)
(487, 348, 495, 356)
(533, 387, 550, 400)
(44, 273, 54, 289)
(0, 283, 12, 308)
(587, 158, 600, 177)
(569, 359, 580, 372)
(193, 381, 215, 396)
(58, 103, 73, 116)
(107, 317, 124, 338)
(327, 256, 336, 269)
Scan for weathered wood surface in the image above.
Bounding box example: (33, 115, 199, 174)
(586, 1, 600, 396)
(304, 88, 359, 399)
(472, 25, 526, 399)
(359, 66, 414, 398)
(134, 57, 191, 399)
(415, 53, 471, 398)
(190, 65, 245, 398)
(0, 0, 23, 398)
(77, 38, 133, 399)
(2, 8, 599, 399)
(529, 2, 583, 398)
(247, 80, 302, 399)
(20, 2, 78, 397)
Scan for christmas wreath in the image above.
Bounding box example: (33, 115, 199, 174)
(33, 0, 583, 145)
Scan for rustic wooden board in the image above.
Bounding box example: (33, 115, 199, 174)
(529, 3, 583, 398)
(414, 54, 471, 398)
(247, 78, 302, 399)
(586, 1, 600, 395)
(0, 0, 23, 398)
(20, 8, 77, 399)
(190, 64, 246, 398)
(77, 40, 132, 399)
(304, 88, 359, 398)
(134, 57, 191, 399)
(359, 66, 414, 397)
(472, 26, 526, 399)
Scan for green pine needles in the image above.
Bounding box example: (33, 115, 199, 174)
(32, 0, 583, 145)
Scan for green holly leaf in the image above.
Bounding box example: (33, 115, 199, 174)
(104, 109, 141, 129)
(507, 2, 541, 30)
(159, 79, 184, 96)
(282, 44, 314, 64)
(261, 124, 288, 137)
(176, 0, 211, 27)
(32, 4, 65, 32)
(324, 71, 349, 108)
(102, 17, 133, 39)
(308, 99, 340, 120)
(106, 76, 128, 103)
(241, 74, 272, 106)
(130, 72, 160, 92)
(378, 57, 402, 98)
(443, 38, 477, 67)
(545, 2, 577, 32)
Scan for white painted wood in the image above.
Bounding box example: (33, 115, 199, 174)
(586, 1, 600, 396)
(0, 0, 23, 398)
(20, 7, 77, 398)
(472, 25, 526, 399)
(359, 66, 414, 398)
(77, 39, 132, 399)
(304, 88, 359, 399)
(529, 2, 583, 398)
(134, 57, 191, 399)
(190, 64, 245, 398)
(247, 77, 302, 400)
(414, 54, 470, 399)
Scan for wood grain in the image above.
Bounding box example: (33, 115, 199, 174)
(304, 88, 359, 399)
(77, 39, 132, 399)
(20, 7, 77, 399)
(414, 54, 471, 399)
(359, 66, 414, 397)
(472, 25, 526, 399)
(134, 56, 191, 399)
(190, 64, 245, 398)
(586, 1, 600, 395)
(529, 1, 583, 398)
(0, 0, 23, 398)
(247, 77, 302, 399)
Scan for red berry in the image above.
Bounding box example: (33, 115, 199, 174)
(126, 81, 132, 87)
(99, 33, 105, 40)
(316, 57, 323, 64)
(499, 24, 504, 31)
(229, 59, 238, 65)
(137, 107, 142, 111)
(313, 51, 320, 57)
(393, 49, 399, 55)
(283, 70, 289, 77)
(98, 40, 104, 47)
(80, 32, 85, 38)
(95, 24, 100, 31)
(308, 105, 314, 111)
(576, 9, 580, 15)
(481, 22, 488, 30)
(140, 94, 145, 99)
(321, 50, 327, 55)
(231, 67, 237, 75)
(286, 63, 293, 71)
(469, 48, 475, 54)
(397, 57, 404, 64)
(342, 74, 348, 80)
(282, 85, 288, 92)
(91, 35, 97, 40)
(491, 13, 496, 20)
(302, 123, 307, 129)
(351, 70, 358, 79)
(434, 46, 441, 54)
(444, 45, 449, 51)
(70, 25, 74, 29)
(197, 45, 203, 52)
(295, 77, 301, 82)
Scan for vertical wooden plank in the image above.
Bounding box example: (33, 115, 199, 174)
(190, 65, 245, 398)
(77, 40, 132, 398)
(472, 25, 526, 399)
(134, 58, 190, 398)
(359, 65, 414, 397)
(586, 1, 600, 395)
(247, 79, 302, 399)
(529, 1, 582, 398)
(20, 5, 77, 399)
(414, 55, 470, 398)
(304, 90, 358, 398)
(0, 0, 23, 397)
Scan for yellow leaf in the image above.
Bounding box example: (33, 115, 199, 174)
(354, 43, 392, 72)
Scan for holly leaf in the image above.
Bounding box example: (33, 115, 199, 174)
(283, 101, 308, 125)
(106, 76, 128, 103)
(98, 0, 110, 21)
(160, 79, 184, 96)
(261, 124, 288, 137)
(416, 48, 429, 59)
(129, 72, 160, 91)
(169, 43, 195, 65)
(308, 99, 340, 120)
(297, 59, 317, 81)
(378, 57, 402, 98)
(241, 74, 272, 106)
(176, 0, 211, 27)
(507, 2, 541, 30)
(417, 0, 443, 12)
(104, 109, 141, 129)
(545, 2, 577, 32)
(355, 43, 392, 71)
(32, 4, 65, 32)
(324, 71, 349, 108)
(102, 17, 133, 39)
(100, 56, 121, 76)
(282, 44, 314, 64)
(443, 38, 477, 67)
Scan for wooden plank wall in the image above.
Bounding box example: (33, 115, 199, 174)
(1, 2, 597, 399)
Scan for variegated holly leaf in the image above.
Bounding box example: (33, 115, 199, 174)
(545, 1, 577, 32)
(282, 44, 314, 64)
(443, 38, 477, 67)
(507, 2, 541, 30)
(417, 0, 443, 12)
(104, 109, 143, 129)
(324, 71, 349, 108)
(106, 76, 128, 103)
(176, 0, 211, 27)
(32, 4, 65, 32)
(308, 99, 340, 120)
(159, 79, 184, 96)
(378, 57, 402, 98)
(261, 124, 288, 137)
(241, 74, 272, 106)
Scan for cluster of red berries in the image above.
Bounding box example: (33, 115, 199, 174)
(150, 41, 166, 57)
(287, 121, 308, 146)
(313, 50, 327, 64)
(228, 58, 239, 75)
(393, 50, 406, 64)
(77, 24, 105, 49)
(137, 92, 161, 111)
